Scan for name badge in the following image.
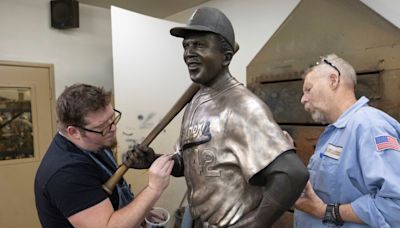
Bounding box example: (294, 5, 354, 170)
(324, 144, 342, 160)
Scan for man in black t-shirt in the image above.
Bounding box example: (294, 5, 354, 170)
(34, 83, 174, 227)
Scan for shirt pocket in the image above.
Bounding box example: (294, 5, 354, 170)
(310, 156, 340, 201)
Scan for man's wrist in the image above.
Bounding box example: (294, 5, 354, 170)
(322, 203, 344, 227)
(316, 203, 326, 219)
(146, 185, 162, 197)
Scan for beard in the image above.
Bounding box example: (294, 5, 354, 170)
(103, 136, 118, 150)
(304, 104, 328, 124)
(95, 132, 118, 151)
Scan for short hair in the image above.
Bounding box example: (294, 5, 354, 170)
(308, 54, 357, 87)
(56, 83, 112, 130)
(216, 34, 234, 54)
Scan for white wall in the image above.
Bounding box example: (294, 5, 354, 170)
(111, 6, 190, 224)
(0, 0, 113, 97)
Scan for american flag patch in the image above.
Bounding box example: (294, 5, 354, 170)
(375, 136, 400, 152)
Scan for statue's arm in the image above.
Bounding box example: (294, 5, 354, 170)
(249, 150, 309, 227)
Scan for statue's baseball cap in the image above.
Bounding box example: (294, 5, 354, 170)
(170, 7, 235, 50)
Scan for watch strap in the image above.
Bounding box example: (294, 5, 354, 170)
(322, 203, 344, 227)
(322, 203, 336, 226)
(333, 203, 344, 226)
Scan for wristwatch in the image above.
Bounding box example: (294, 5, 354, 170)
(322, 203, 344, 227)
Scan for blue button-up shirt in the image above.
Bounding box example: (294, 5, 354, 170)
(294, 97, 400, 227)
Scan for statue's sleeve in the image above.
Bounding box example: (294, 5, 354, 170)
(225, 96, 294, 182)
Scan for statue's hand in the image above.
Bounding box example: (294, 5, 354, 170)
(122, 144, 156, 169)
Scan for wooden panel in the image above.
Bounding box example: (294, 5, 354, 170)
(355, 73, 381, 105)
(250, 80, 312, 124)
(249, 73, 381, 124)
(270, 125, 325, 227)
(378, 70, 400, 121)
(281, 125, 325, 165)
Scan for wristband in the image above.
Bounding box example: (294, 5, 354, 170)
(322, 203, 343, 227)
(333, 203, 344, 226)
(322, 203, 336, 226)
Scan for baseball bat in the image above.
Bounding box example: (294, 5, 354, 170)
(102, 83, 200, 195)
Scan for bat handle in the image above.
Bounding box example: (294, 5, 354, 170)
(102, 164, 129, 195)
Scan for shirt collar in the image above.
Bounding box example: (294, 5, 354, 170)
(199, 76, 240, 94)
(332, 96, 369, 128)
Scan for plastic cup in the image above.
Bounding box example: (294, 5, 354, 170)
(145, 207, 170, 228)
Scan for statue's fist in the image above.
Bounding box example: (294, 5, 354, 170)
(122, 144, 156, 169)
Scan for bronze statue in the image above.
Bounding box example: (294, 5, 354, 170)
(125, 7, 309, 227)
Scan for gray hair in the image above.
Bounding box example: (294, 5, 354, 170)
(310, 54, 357, 87)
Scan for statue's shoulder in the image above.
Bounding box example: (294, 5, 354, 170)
(225, 85, 269, 113)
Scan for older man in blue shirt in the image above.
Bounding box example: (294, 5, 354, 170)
(294, 54, 400, 227)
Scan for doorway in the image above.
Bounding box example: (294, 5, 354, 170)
(0, 60, 55, 228)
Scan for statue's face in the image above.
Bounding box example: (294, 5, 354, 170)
(182, 33, 225, 86)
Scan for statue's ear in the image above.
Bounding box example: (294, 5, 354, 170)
(223, 51, 233, 66)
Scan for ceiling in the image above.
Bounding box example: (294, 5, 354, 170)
(79, 0, 210, 18)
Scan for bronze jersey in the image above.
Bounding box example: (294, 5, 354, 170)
(179, 77, 293, 227)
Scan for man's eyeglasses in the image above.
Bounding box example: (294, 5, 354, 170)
(76, 109, 121, 136)
(317, 59, 341, 76)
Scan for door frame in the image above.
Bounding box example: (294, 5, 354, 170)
(0, 60, 57, 164)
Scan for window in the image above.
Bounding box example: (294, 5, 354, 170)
(0, 87, 33, 160)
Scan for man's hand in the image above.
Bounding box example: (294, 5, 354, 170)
(122, 144, 157, 169)
(147, 154, 175, 194)
(294, 181, 326, 219)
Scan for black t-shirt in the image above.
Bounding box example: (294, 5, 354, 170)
(34, 133, 120, 228)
